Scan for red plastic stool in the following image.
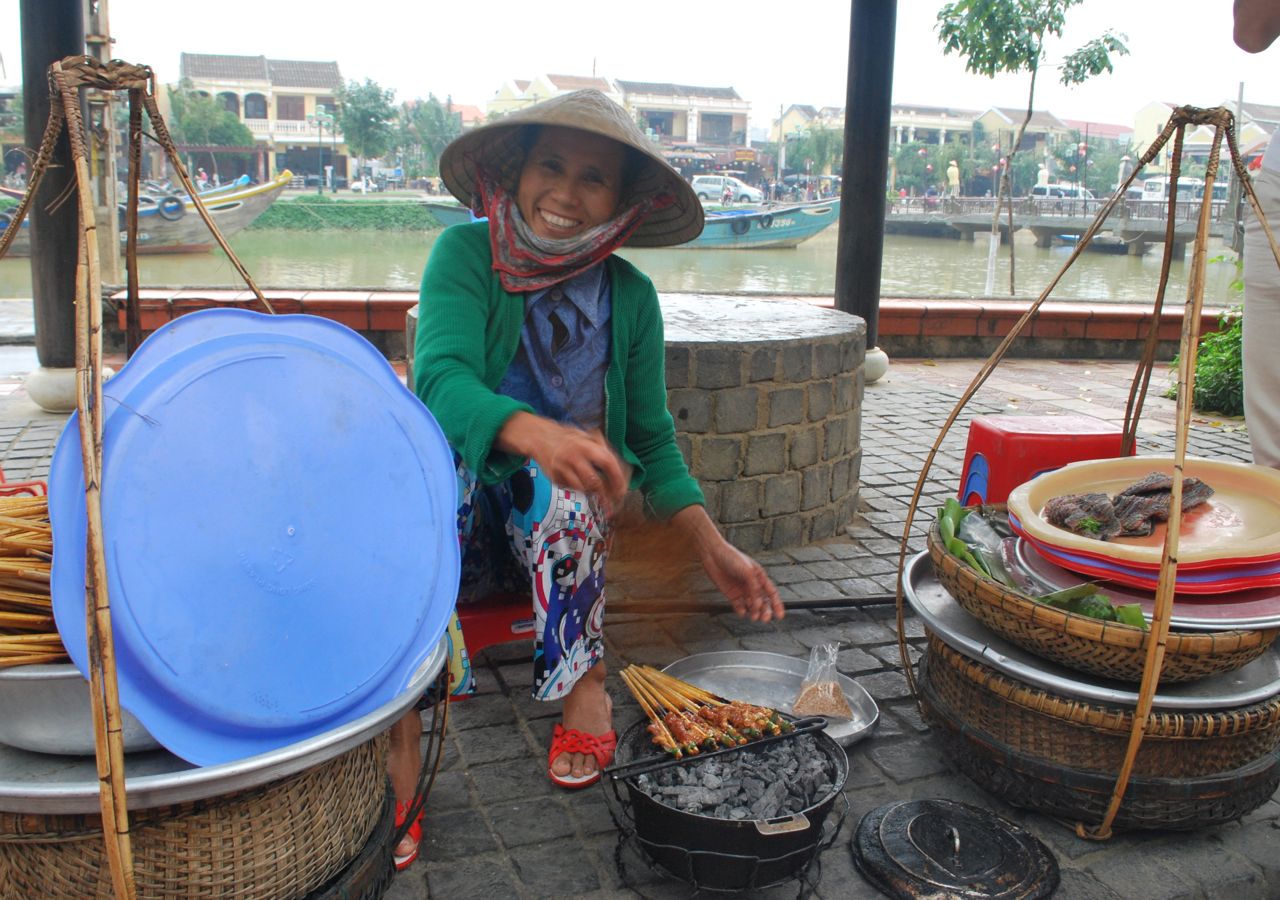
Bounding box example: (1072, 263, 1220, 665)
(456, 592, 535, 655)
(958, 414, 1131, 506)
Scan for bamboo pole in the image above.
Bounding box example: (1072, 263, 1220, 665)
(53, 59, 136, 899)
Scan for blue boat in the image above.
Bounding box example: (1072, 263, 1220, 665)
(424, 198, 839, 249)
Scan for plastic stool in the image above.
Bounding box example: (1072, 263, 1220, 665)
(456, 593, 535, 656)
(959, 414, 1131, 506)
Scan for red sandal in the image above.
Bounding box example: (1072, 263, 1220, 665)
(547, 723, 617, 789)
(393, 799, 423, 871)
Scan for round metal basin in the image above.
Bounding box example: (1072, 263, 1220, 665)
(0, 635, 447, 814)
(0, 663, 161, 755)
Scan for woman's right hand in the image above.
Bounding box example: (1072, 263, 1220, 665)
(496, 412, 629, 508)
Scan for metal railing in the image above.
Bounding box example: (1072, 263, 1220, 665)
(887, 196, 1230, 225)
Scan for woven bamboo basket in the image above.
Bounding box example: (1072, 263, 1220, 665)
(921, 635, 1280, 778)
(0, 735, 387, 899)
(927, 511, 1280, 683)
(920, 666, 1280, 831)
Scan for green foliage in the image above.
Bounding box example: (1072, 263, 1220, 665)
(1165, 254, 1245, 416)
(249, 195, 443, 231)
(1058, 32, 1130, 85)
(397, 95, 461, 178)
(0, 87, 22, 136)
(337, 79, 397, 167)
(166, 83, 254, 147)
(788, 124, 844, 178)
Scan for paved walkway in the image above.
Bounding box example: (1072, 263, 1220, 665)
(0, 355, 1274, 899)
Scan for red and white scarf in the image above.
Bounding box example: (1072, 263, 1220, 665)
(473, 174, 672, 293)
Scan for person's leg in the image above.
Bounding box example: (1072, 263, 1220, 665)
(503, 462, 612, 782)
(388, 458, 485, 865)
(1243, 167, 1280, 468)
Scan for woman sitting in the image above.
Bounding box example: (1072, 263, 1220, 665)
(389, 88, 783, 868)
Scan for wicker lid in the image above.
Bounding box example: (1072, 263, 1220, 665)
(438, 89, 704, 248)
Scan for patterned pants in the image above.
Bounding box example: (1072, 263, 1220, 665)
(443, 457, 609, 701)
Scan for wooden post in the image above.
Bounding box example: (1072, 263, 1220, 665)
(19, 0, 81, 378)
(835, 0, 896, 380)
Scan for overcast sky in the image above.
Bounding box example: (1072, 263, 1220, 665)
(0, 1, 1272, 134)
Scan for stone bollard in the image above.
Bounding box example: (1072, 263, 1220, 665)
(660, 295, 866, 552)
(406, 296, 867, 552)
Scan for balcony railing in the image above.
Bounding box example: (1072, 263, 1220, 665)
(243, 118, 344, 143)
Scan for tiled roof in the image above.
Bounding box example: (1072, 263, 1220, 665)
(1241, 101, 1280, 125)
(1061, 119, 1133, 140)
(989, 107, 1069, 129)
(266, 59, 342, 89)
(452, 104, 484, 124)
(616, 80, 742, 101)
(514, 80, 531, 91)
(178, 53, 341, 89)
(180, 53, 269, 82)
(892, 103, 982, 118)
(546, 74, 613, 93)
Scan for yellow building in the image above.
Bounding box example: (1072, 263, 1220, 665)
(486, 74, 621, 117)
(1134, 99, 1273, 176)
(177, 53, 348, 183)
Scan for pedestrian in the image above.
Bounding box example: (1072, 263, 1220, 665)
(947, 159, 960, 198)
(1233, 0, 1280, 468)
(401, 89, 783, 864)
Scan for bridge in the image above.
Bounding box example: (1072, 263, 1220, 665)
(885, 196, 1236, 256)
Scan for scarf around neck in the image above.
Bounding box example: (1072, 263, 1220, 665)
(473, 174, 672, 293)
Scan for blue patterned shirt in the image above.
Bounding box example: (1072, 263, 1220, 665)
(496, 263, 612, 429)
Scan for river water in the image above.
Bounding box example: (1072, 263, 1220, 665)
(0, 225, 1240, 305)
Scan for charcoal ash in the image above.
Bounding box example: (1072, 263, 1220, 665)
(631, 735, 837, 820)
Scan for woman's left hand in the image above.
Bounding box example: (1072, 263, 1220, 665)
(701, 539, 784, 622)
(672, 506, 784, 622)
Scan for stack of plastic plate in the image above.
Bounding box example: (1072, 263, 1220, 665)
(1007, 456, 1280, 595)
(48, 309, 459, 766)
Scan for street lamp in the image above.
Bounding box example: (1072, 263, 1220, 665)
(306, 104, 335, 195)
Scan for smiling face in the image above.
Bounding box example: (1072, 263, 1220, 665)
(515, 126, 626, 240)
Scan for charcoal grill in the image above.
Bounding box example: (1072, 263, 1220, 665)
(603, 716, 849, 893)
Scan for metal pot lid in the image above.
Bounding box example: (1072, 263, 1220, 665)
(851, 799, 1058, 899)
(903, 551, 1280, 710)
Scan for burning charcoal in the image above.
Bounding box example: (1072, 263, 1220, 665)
(1043, 492, 1121, 539)
(741, 777, 766, 801)
(702, 772, 723, 790)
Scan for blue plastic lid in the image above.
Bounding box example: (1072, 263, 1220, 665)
(49, 309, 459, 765)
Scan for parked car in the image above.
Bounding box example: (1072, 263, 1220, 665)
(690, 175, 763, 204)
(1028, 183, 1095, 200)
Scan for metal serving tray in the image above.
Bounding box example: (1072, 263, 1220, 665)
(903, 551, 1280, 710)
(0, 635, 447, 815)
(0, 664, 161, 755)
(663, 651, 878, 746)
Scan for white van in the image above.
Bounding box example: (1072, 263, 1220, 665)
(1139, 175, 1225, 202)
(1029, 183, 1095, 200)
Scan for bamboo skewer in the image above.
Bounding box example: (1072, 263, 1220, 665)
(619, 668, 683, 757)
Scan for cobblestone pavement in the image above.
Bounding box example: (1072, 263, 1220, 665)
(1, 357, 1274, 899)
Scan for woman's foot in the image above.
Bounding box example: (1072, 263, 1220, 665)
(549, 662, 614, 784)
(388, 709, 424, 870)
(394, 800, 423, 871)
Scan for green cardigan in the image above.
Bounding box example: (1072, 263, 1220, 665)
(414, 222, 704, 520)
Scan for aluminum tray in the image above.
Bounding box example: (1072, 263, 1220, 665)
(0, 664, 161, 755)
(663, 651, 878, 746)
(0, 635, 447, 815)
(903, 551, 1280, 710)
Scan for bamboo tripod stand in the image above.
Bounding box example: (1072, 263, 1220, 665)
(0, 55, 278, 898)
(894, 105, 1280, 841)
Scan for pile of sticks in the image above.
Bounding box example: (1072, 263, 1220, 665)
(0, 496, 64, 668)
(619, 664, 792, 759)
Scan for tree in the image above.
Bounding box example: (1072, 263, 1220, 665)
(165, 82, 254, 179)
(337, 79, 397, 175)
(789, 124, 844, 179)
(937, 0, 1128, 294)
(398, 94, 461, 178)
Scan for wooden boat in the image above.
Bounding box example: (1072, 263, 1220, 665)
(0, 170, 292, 255)
(424, 198, 840, 249)
(689, 200, 839, 249)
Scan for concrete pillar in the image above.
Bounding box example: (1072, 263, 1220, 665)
(20, 0, 82, 411)
(1127, 240, 1148, 256)
(687, 109, 698, 144)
